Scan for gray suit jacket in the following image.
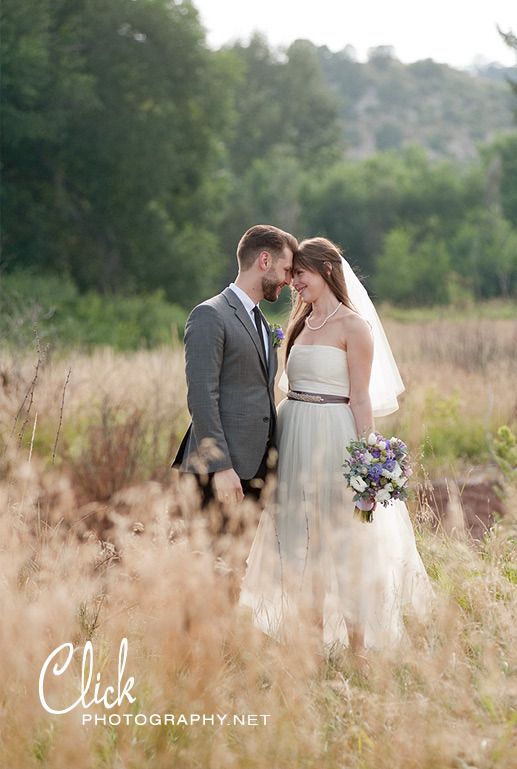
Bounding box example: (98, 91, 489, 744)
(172, 287, 278, 479)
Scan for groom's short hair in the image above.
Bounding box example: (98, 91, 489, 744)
(237, 224, 297, 270)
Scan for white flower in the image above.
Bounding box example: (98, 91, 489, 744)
(382, 463, 403, 480)
(363, 451, 373, 464)
(350, 475, 368, 492)
(384, 482, 393, 493)
(378, 440, 386, 450)
(367, 432, 377, 446)
(375, 488, 391, 504)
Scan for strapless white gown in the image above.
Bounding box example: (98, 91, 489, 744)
(238, 345, 433, 650)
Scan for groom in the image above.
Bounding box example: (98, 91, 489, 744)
(172, 224, 297, 511)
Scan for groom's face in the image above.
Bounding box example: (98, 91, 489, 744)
(261, 246, 293, 302)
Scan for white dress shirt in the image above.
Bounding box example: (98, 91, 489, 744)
(229, 283, 269, 364)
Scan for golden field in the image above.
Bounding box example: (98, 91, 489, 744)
(0, 313, 516, 768)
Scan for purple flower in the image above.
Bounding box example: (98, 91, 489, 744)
(368, 464, 383, 481)
(270, 323, 285, 348)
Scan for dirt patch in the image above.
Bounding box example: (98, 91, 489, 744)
(418, 472, 506, 540)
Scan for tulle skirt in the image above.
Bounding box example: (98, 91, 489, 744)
(238, 398, 433, 650)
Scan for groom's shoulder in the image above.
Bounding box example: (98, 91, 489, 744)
(203, 289, 230, 309)
(188, 289, 232, 321)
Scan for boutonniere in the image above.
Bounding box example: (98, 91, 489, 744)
(270, 323, 285, 349)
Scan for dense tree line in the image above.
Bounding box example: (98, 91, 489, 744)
(1, 0, 516, 310)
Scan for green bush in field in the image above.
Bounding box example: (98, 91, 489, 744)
(1, 271, 186, 350)
(421, 389, 489, 464)
(492, 425, 517, 484)
(65, 291, 186, 349)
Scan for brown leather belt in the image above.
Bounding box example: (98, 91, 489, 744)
(287, 389, 350, 404)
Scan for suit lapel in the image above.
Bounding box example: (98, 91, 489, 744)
(223, 288, 268, 377)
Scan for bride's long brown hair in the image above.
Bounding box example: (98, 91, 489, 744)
(285, 237, 356, 360)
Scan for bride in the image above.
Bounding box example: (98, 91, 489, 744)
(238, 237, 433, 654)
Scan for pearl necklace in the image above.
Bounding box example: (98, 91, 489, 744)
(305, 302, 342, 330)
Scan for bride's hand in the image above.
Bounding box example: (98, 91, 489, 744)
(213, 468, 244, 504)
(355, 496, 376, 511)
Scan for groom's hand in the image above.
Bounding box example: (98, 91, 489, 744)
(213, 468, 244, 504)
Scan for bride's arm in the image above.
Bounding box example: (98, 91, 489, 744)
(345, 316, 374, 438)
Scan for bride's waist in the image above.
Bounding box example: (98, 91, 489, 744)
(287, 379, 349, 397)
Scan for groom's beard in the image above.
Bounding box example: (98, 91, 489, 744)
(262, 274, 283, 302)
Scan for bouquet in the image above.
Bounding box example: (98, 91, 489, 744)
(342, 431, 412, 522)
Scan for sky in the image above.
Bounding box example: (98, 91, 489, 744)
(192, 0, 516, 69)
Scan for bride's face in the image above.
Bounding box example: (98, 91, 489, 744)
(292, 265, 327, 303)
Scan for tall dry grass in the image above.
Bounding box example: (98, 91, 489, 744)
(378, 318, 517, 477)
(0, 315, 516, 767)
(1, 448, 516, 768)
(2, 317, 516, 491)
(1, 347, 188, 502)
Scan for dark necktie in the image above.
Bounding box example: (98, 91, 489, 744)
(252, 305, 268, 367)
(253, 305, 274, 438)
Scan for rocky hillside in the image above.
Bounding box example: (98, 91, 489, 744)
(315, 45, 516, 161)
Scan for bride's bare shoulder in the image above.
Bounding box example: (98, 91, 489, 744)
(338, 309, 372, 350)
(339, 308, 370, 334)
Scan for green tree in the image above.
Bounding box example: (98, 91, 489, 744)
(225, 36, 342, 174)
(1, 0, 234, 306)
(486, 134, 517, 227)
(280, 40, 343, 168)
(216, 148, 304, 285)
(499, 27, 517, 106)
(372, 227, 414, 303)
(454, 211, 517, 299)
(374, 222, 451, 305)
(375, 122, 404, 151)
(223, 34, 285, 176)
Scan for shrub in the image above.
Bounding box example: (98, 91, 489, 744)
(421, 390, 490, 464)
(0, 270, 186, 350)
(492, 425, 517, 484)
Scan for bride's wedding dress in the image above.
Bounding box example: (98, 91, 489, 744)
(238, 344, 433, 650)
